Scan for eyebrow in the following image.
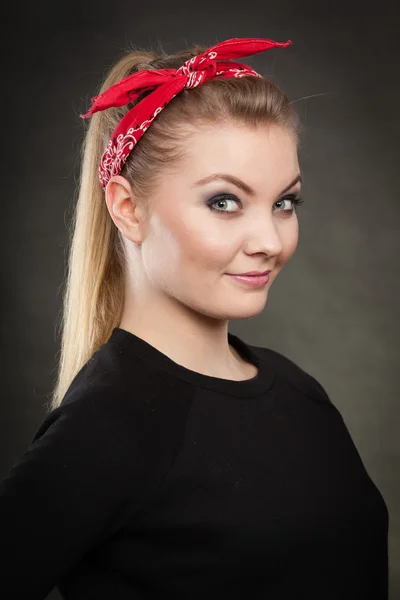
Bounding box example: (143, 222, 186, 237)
(192, 173, 302, 196)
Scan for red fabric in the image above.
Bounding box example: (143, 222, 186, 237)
(81, 37, 292, 189)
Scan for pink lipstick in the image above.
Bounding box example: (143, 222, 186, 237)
(226, 271, 271, 287)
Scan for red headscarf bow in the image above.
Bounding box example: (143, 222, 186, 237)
(81, 36, 292, 189)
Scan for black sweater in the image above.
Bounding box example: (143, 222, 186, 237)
(0, 328, 389, 599)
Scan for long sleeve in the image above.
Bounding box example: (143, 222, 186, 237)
(0, 390, 153, 599)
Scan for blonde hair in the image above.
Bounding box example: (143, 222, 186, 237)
(48, 43, 301, 412)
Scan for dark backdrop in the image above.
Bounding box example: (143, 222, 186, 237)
(1, 1, 399, 598)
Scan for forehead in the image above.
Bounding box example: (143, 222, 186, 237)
(177, 123, 299, 186)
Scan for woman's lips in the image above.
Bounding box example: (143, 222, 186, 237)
(226, 272, 270, 287)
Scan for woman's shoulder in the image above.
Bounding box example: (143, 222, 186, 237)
(33, 342, 190, 482)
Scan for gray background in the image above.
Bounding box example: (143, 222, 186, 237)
(1, 0, 399, 598)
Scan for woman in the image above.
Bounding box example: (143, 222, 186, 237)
(0, 37, 389, 599)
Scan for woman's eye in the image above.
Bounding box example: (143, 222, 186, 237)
(206, 193, 304, 214)
(206, 195, 242, 213)
(274, 195, 305, 212)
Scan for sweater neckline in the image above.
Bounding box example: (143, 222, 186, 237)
(109, 327, 274, 398)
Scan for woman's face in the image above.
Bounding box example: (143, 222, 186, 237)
(124, 123, 301, 322)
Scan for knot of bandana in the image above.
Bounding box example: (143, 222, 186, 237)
(80, 36, 292, 189)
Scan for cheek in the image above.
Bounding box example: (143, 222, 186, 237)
(159, 210, 235, 272)
(277, 220, 299, 265)
(141, 212, 222, 287)
(184, 232, 234, 270)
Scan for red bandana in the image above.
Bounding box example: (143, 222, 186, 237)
(81, 36, 292, 189)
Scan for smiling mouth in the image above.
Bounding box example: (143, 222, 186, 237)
(225, 272, 270, 287)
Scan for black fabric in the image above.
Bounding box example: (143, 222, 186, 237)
(0, 327, 389, 599)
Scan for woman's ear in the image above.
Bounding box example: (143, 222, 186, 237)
(105, 175, 147, 244)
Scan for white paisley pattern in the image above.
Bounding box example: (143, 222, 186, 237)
(97, 39, 288, 189)
(99, 106, 166, 188)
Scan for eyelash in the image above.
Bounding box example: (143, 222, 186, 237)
(206, 193, 304, 215)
